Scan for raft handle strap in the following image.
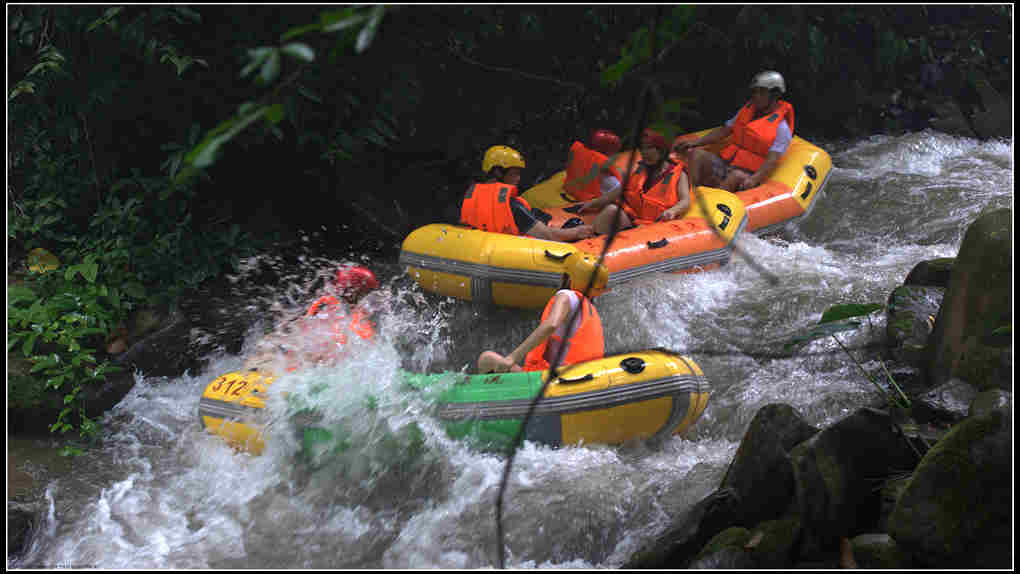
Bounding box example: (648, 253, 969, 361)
(557, 373, 594, 385)
(647, 238, 668, 249)
(544, 250, 571, 262)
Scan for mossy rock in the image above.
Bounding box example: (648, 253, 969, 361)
(850, 533, 912, 568)
(746, 514, 802, 568)
(689, 526, 756, 569)
(888, 410, 1011, 567)
(925, 208, 1011, 392)
(903, 258, 955, 288)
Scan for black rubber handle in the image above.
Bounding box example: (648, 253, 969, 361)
(558, 373, 595, 384)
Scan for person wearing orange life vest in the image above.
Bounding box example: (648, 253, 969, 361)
(578, 128, 692, 236)
(674, 70, 794, 193)
(562, 129, 625, 202)
(460, 145, 595, 242)
(244, 265, 382, 372)
(476, 262, 608, 374)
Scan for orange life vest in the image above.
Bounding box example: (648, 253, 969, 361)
(304, 295, 375, 344)
(523, 289, 605, 372)
(719, 100, 795, 172)
(622, 160, 691, 223)
(459, 182, 531, 235)
(563, 141, 623, 201)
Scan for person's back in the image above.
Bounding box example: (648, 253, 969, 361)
(476, 265, 608, 374)
(563, 129, 623, 202)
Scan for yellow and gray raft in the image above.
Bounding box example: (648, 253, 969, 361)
(198, 349, 711, 454)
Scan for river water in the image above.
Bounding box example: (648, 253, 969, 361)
(10, 130, 1012, 569)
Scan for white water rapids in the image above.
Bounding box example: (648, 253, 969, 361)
(10, 131, 1012, 569)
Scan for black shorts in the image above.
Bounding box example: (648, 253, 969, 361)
(510, 198, 538, 234)
(708, 154, 752, 184)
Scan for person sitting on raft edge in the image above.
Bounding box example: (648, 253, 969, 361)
(673, 70, 794, 193)
(244, 265, 384, 372)
(476, 263, 607, 374)
(576, 128, 692, 235)
(460, 145, 595, 242)
(562, 128, 626, 203)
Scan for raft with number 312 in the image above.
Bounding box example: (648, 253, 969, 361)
(198, 349, 711, 455)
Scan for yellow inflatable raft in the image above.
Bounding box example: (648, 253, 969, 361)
(399, 186, 746, 308)
(522, 132, 833, 235)
(198, 349, 711, 454)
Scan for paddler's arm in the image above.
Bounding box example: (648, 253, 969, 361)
(658, 169, 692, 221)
(674, 125, 733, 153)
(505, 292, 571, 367)
(739, 150, 782, 191)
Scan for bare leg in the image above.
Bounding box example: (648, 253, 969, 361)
(594, 204, 634, 235)
(687, 149, 724, 190)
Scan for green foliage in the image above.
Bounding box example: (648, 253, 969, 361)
(786, 303, 911, 409)
(177, 5, 392, 181)
(601, 6, 696, 88)
(8, 5, 260, 449)
(7, 268, 124, 445)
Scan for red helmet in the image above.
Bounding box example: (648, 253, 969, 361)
(333, 265, 379, 297)
(589, 129, 622, 156)
(640, 128, 668, 154)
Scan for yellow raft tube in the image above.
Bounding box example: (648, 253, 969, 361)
(399, 156, 746, 309)
(523, 131, 833, 235)
(198, 349, 711, 454)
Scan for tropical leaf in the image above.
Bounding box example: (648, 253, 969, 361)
(281, 42, 315, 63)
(818, 303, 884, 324)
(784, 320, 862, 351)
(355, 5, 386, 53)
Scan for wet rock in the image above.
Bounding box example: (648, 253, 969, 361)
(623, 487, 741, 569)
(903, 258, 955, 288)
(7, 503, 35, 560)
(928, 98, 978, 138)
(886, 285, 945, 368)
(789, 408, 920, 559)
(687, 526, 756, 569)
(924, 208, 1012, 392)
(911, 378, 978, 425)
(744, 515, 802, 568)
(717, 403, 819, 527)
(888, 408, 1012, 568)
(850, 533, 912, 569)
(968, 388, 1011, 418)
(875, 473, 912, 533)
(968, 70, 1011, 140)
(623, 403, 817, 569)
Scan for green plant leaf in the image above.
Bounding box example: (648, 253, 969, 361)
(281, 42, 315, 63)
(265, 103, 286, 125)
(320, 8, 367, 33)
(281, 22, 323, 42)
(241, 47, 273, 78)
(818, 303, 884, 324)
(784, 320, 862, 351)
(260, 49, 281, 84)
(297, 84, 323, 103)
(356, 6, 385, 53)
